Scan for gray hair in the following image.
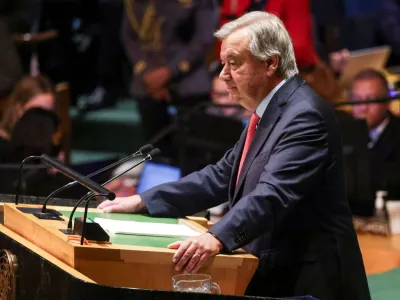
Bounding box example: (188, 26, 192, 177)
(215, 11, 298, 78)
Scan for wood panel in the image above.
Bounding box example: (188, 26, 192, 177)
(0, 224, 94, 283)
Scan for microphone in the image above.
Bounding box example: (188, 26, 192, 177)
(41, 144, 153, 213)
(63, 148, 161, 233)
(40, 154, 115, 200)
(333, 92, 400, 107)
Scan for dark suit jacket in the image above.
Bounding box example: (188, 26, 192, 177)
(140, 76, 371, 300)
(370, 114, 400, 199)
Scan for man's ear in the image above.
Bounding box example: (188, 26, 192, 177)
(265, 55, 279, 77)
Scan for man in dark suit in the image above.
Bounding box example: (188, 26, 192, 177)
(99, 11, 370, 299)
(351, 68, 400, 199)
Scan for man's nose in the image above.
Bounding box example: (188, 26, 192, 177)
(219, 66, 231, 81)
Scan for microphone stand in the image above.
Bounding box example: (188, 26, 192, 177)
(80, 193, 108, 245)
(15, 155, 41, 205)
(64, 149, 160, 231)
(19, 154, 115, 220)
(41, 144, 153, 214)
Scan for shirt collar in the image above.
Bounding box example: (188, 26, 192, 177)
(255, 79, 287, 118)
(369, 116, 390, 147)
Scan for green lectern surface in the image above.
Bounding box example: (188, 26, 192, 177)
(59, 211, 181, 248)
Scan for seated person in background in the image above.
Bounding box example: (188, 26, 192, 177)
(10, 107, 62, 163)
(207, 62, 251, 121)
(350, 69, 400, 199)
(0, 75, 56, 162)
(0, 107, 66, 196)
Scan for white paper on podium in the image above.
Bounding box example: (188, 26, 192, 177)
(94, 217, 201, 238)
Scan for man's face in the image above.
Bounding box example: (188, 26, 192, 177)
(351, 78, 389, 130)
(219, 29, 270, 111)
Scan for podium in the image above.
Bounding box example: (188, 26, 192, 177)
(1, 202, 260, 298)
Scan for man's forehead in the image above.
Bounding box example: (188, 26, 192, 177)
(220, 29, 250, 58)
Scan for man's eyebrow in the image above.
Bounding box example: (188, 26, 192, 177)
(226, 53, 239, 60)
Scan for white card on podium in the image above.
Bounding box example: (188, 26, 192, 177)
(94, 217, 201, 238)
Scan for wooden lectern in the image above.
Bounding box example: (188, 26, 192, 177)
(1, 203, 259, 297)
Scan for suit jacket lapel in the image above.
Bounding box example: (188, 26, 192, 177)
(232, 75, 305, 202)
(233, 101, 281, 201)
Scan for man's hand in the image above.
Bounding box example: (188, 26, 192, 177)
(143, 67, 171, 92)
(168, 233, 223, 273)
(329, 48, 350, 73)
(97, 195, 145, 213)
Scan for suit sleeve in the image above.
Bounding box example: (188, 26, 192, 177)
(208, 109, 329, 251)
(167, 0, 219, 79)
(141, 142, 239, 218)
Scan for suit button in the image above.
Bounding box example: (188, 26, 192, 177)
(234, 232, 246, 243)
(234, 233, 241, 243)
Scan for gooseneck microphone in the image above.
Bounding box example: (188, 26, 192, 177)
(66, 148, 161, 231)
(15, 156, 41, 205)
(40, 154, 115, 200)
(41, 144, 153, 213)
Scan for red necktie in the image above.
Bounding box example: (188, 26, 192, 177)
(236, 113, 261, 186)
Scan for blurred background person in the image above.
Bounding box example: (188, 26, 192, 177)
(10, 107, 61, 163)
(217, 0, 267, 55)
(121, 0, 219, 156)
(0, 74, 56, 161)
(266, 0, 319, 70)
(206, 61, 250, 121)
(350, 69, 400, 199)
(266, 0, 339, 102)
